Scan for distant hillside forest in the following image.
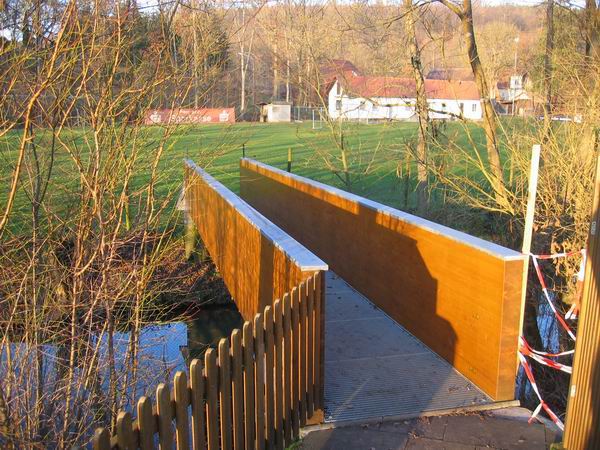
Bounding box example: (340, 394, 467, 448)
(0, 0, 593, 120)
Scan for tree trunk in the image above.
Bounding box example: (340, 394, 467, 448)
(286, 57, 290, 103)
(459, 0, 506, 200)
(582, 0, 599, 164)
(405, 0, 430, 215)
(192, 2, 199, 109)
(240, 46, 246, 114)
(584, 0, 599, 60)
(543, 0, 554, 133)
(239, 7, 247, 117)
(272, 43, 278, 100)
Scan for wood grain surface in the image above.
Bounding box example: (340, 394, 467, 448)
(240, 158, 525, 400)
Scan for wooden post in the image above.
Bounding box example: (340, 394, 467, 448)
(298, 282, 307, 426)
(156, 384, 173, 450)
(242, 322, 255, 450)
(291, 288, 300, 438)
(287, 148, 292, 173)
(137, 397, 155, 450)
(517, 144, 541, 364)
(93, 428, 110, 450)
(522, 145, 541, 261)
(231, 330, 244, 450)
(116, 412, 135, 450)
(218, 338, 232, 450)
(242, 143, 246, 158)
(564, 155, 600, 450)
(254, 313, 266, 450)
(263, 306, 275, 449)
(205, 349, 219, 450)
(306, 280, 314, 417)
(190, 360, 206, 450)
(274, 300, 284, 450)
(282, 293, 292, 445)
(174, 372, 190, 450)
(184, 175, 198, 262)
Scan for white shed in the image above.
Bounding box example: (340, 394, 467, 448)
(259, 102, 292, 123)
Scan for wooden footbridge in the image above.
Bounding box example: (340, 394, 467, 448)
(93, 156, 600, 450)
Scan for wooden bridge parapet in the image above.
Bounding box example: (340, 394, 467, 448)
(239, 157, 526, 401)
(184, 159, 327, 321)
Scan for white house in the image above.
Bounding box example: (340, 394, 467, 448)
(327, 76, 483, 121)
(494, 74, 537, 116)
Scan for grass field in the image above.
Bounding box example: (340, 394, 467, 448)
(1, 120, 505, 237)
(137, 119, 489, 214)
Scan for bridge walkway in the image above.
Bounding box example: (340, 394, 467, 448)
(323, 272, 496, 423)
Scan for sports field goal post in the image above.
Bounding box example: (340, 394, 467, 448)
(312, 107, 325, 130)
(293, 106, 326, 129)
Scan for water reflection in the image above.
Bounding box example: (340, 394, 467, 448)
(113, 305, 243, 402)
(181, 306, 245, 363)
(0, 304, 244, 435)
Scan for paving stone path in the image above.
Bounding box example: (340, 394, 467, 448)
(301, 409, 560, 450)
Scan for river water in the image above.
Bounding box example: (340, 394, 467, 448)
(107, 306, 244, 402)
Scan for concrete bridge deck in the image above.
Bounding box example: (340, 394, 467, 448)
(324, 272, 495, 424)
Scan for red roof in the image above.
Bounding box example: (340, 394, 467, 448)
(335, 76, 480, 101)
(321, 59, 363, 80)
(425, 79, 480, 101)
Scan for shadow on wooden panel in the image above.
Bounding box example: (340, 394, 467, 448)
(366, 206, 457, 366)
(239, 167, 459, 360)
(239, 158, 523, 400)
(258, 235, 275, 308)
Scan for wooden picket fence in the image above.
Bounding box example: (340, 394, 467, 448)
(93, 271, 325, 450)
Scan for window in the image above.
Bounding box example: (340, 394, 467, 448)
(336, 82, 341, 96)
(472, 103, 477, 112)
(510, 76, 522, 90)
(336, 99, 342, 111)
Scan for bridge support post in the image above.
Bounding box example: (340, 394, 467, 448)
(181, 186, 200, 261)
(185, 212, 199, 261)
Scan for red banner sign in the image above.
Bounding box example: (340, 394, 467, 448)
(144, 108, 235, 125)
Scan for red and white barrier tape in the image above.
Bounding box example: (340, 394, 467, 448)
(519, 352, 565, 431)
(530, 249, 584, 260)
(517, 249, 583, 431)
(529, 347, 574, 358)
(529, 255, 577, 341)
(520, 337, 573, 374)
(565, 303, 578, 320)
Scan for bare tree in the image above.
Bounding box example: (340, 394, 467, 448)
(0, 0, 228, 446)
(404, 0, 430, 215)
(543, 0, 555, 133)
(436, 0, 507, 207)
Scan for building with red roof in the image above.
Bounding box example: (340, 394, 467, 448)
(320, 59, 363, 83)
(325, 70, 483, 121)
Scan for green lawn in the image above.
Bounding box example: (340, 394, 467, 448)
(1, 120, 510, 237)
(160, 120, 489, 204)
